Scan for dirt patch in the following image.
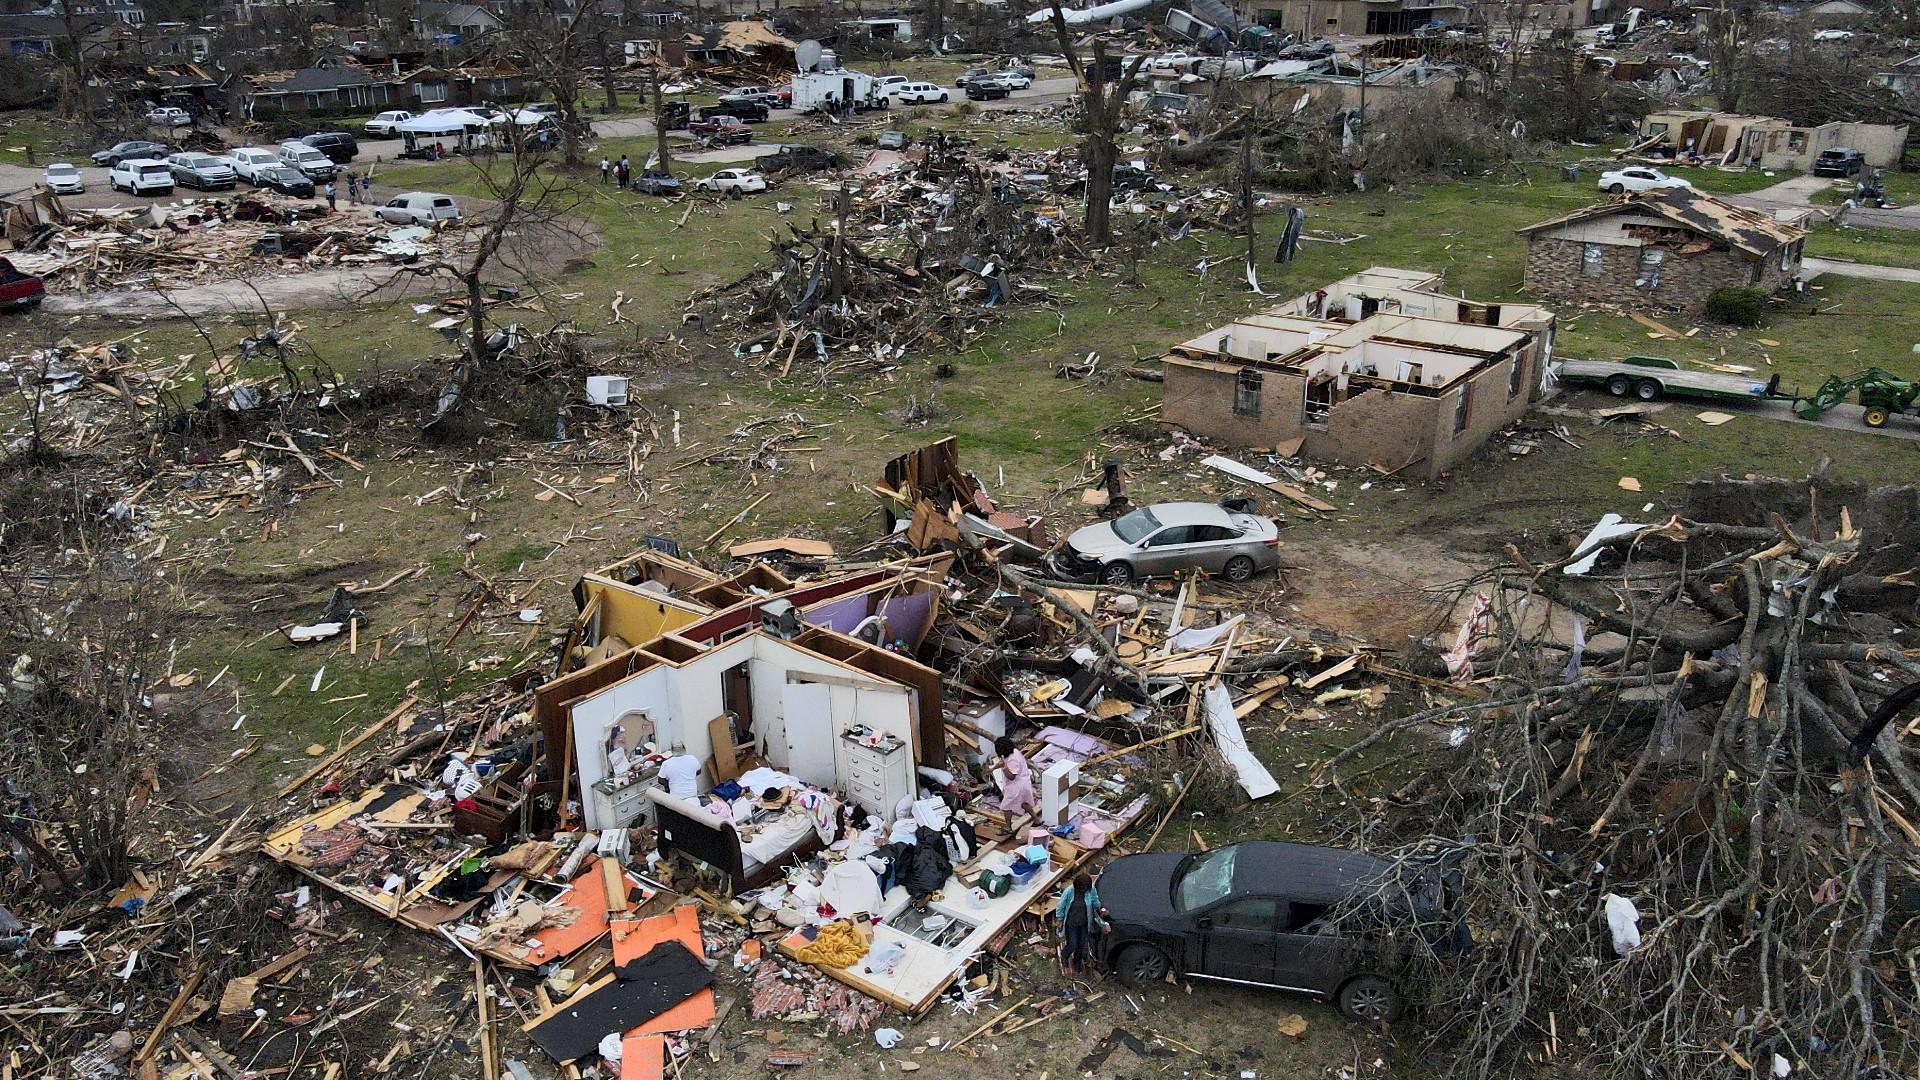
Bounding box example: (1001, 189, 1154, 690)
(1284, 536, 1478, 646)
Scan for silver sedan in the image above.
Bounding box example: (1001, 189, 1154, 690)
(1049, 501, 1281, 585)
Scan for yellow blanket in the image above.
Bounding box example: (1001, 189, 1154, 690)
(794, 919, 869, 969)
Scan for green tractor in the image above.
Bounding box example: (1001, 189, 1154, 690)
(1792, 368, 1920, 428)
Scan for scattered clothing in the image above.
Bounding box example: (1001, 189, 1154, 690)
(997, 748, 1036, 815)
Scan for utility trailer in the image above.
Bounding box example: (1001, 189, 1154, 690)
(1555, 355, 1783, 403)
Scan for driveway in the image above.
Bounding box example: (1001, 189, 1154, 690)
(1801, 256, 1920, 284)
(1730, 172, 1920, 231)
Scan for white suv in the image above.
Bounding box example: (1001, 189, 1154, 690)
(374, 192, 461, 225)
(278, 141, 336, 180)
(363, 110, 414, 136)
(889, 81, 949, 104)
(109, 158, 175, 196)
(226, 146, 282, 183)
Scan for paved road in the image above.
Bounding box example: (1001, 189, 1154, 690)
(0, 78, 1077, 200)
(1557, 390, 1920, 443)
(1731, 172, 1920, 231)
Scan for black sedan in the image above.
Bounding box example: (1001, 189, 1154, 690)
(250, 163, 316, 198)
(91, 140, 170, 167)
(964, 80, 1012, 101)
(1097, 841, 1454, 1023)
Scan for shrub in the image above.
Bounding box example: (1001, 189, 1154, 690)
(1706, 286, 1769, 327)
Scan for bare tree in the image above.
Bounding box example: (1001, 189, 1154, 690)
(411, 122, 585, 426)
(506, 5, 598, 170)
(1702, 0, 1757, 112)
(649, 57, 673, 175)
(1043, 7, 1145, 246)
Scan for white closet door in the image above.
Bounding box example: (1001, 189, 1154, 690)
(781, 681, 837, 787)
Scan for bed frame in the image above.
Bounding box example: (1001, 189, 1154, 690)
(647, 788, 824, 893)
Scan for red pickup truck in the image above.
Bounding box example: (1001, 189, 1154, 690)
(687, 114, 753, 146)
(0, 258, 45, 312)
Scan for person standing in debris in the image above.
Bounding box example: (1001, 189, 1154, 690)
(992, 736, 1036, 818)
(659, 752, 703, 799)
(601, 155, 611, 183)
(346, 174, 359, 204)
(1054, 871, 1108, 975)
(324, 179, 337, 210)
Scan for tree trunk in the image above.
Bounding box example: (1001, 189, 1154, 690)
(1084, 129, 1116, 245)
(601, 33, 619, 114)
(651, 62, 672, 174)
(466, 269, 487, 373)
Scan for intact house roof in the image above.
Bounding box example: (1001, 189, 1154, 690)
(1516, 186, 1807, 258)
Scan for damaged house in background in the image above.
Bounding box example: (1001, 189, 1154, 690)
(1158, 268, 1555, 480)
(1518, 187, 1809, 314)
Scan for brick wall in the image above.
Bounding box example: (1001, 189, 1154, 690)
(1524, 237, 1780, 313)
(1162, 362, 1311, 450)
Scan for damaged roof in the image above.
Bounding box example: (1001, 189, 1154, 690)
(1517, 186, 1807, 256)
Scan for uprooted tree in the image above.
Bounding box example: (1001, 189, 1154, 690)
(1324, 478, 1920, 1080)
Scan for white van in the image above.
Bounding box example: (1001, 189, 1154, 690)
(278, 141, 336, 180)
(374, 192, 461, 226)
(109, 158, 175, 196)
(226, 146, 282, 183)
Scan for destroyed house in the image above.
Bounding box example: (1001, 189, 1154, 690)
(1518, 187, 1807, 314)
(1637, 109, 1909, 170)
(1159, 269, 1554, 479)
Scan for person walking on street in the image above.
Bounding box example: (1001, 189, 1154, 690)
(324, 179, 336, 210)
(600, 156, 611, 183)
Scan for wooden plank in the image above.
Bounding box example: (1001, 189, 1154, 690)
(136, 963, 208, 1065)
(602, 857, 631, 915)
(727, 537, 835, 559)
(275, 696, 419, 796)
(1300, 655, 1360, 690)
(1628, 312, 1682, 339)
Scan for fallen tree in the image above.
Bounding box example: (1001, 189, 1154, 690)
(1327, 479, 1920, 1080)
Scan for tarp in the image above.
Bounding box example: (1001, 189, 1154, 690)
(395, 108, 498, 135)
(1204, 682, 1279, 799)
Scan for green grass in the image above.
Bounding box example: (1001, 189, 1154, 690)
(1805, 222, 1920, 271)
(0, 116, 92, 166)
(1668, 165, 1800, 195)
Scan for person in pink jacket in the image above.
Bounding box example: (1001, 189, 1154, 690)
(994, 737, 1036, 817)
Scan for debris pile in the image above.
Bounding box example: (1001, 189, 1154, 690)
(1325, 477, 1920, 1080)
(7, 195, 458, 291)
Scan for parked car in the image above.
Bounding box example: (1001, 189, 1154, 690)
(226, 146, 283, 183)
(1049, 501, 1280, 585)
(1813, 147, 1866, 177)
(1097, 841, 1455, 1023)
(876, 130, 909, 151)
(109, 158, 175, 196)
(1597, 166, 1690, 194)
(251, 162, 316, 198)
(724, 85, 790, 107)
(91, 140, 170, 167)
(167, 152, 236, 191)
(363, 109, 414, 136)
(688, 114, 754, 145)
(1812, 28, 1854, 41)
(278, 141, 337, 181)
(43, 163, 83, 194)
(696, 98, 769, 123)
(146, 106, 192, 127)
(954, 67, 995, 87)
(755, 143, 840, 173)
(374, 191, 461, 225)
(889, 81, 949, 104)
(875, 75, 910, 96)
(1143, 52, 1201, 75)
(299, 131, 360, 164)
(1113, 163, 1159, 190)
(0, 257, 45, 312)
(965, 79, 1012, 101)
(988, 70, 1033, 89)
(631, 169, 681, 195)
(661, 101, 692, 130)
(696, 168, 768, 196)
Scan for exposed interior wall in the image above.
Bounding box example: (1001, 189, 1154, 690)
(579, 576, 709, 648)
(565, 632, 918, 819)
